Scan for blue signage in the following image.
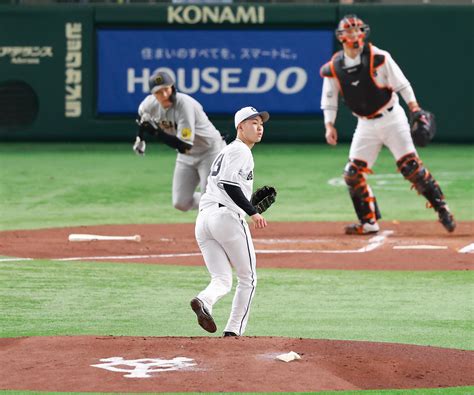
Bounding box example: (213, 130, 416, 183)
(97, 29, 333, 115)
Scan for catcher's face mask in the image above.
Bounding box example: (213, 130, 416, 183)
(336, 15, 370, 49)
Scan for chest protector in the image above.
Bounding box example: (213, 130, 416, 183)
(327, 44, 392, 117)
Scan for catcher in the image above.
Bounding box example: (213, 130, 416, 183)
(191, 106, 276, 337)
(320, 14, 455, 234)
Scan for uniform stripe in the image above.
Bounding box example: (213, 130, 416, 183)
(239, 219, 256, 335)
(219, 180, 240, 186)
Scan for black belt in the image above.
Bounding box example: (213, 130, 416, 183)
(200, 203, 225, 212)
(368, 106, 393, 119)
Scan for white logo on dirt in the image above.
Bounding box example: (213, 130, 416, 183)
(91, 356, 196, 378)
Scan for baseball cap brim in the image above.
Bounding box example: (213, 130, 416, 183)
(241, 111, 270, 125)
(234, 106, 271, 129)
(150, 84, 173, 94)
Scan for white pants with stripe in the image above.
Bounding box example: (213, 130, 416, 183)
(350, 102, 417, 167)
(195, 204, 257, 336)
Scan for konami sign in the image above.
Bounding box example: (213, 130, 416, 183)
(167, 5, 265, 24)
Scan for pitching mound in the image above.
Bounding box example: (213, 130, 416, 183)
(0, 221, 472, 270)
(1, 336, 473, 392)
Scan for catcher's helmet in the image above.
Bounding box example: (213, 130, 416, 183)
(149, 71, 174, 93)
(335, 14, 370, 49)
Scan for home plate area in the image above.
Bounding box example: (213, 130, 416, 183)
(1, 336, 473, 392)
(0, 221, 472, 270)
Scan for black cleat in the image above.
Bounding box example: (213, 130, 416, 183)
(438, 207, 456, 233)
(190, 298, 217, 333)
(223, 331, 238, 337)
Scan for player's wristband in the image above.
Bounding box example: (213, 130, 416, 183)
(222, 184, 258, 216)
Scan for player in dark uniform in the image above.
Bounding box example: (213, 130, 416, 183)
(320, 15, 455, 234)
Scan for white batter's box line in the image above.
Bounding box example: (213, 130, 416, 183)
(253, 238, 333, 244)
(393, 245, 448, 250)
(458, 243, 474, 254)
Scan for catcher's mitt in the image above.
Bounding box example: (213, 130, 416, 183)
(251, 185, 277, 214)
(410, 109, 436, 147)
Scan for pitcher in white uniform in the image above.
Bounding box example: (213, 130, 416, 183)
(133, 71, 226, 211)
(190, 106, 269, 337)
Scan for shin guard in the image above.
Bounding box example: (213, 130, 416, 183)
(396, 153, 447, 211)
(344, 159, 381, 224)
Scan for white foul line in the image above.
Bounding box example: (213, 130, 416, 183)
(57, 253, 202, 261)
(0, 257, 33, 262)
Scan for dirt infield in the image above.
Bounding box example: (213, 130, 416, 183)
(1, 221, 473, 392)
(1, 336, 473, 392)
(0, 221, 472, 270)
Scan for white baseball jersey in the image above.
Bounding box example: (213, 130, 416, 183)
(199, 139, 254, 217)
(194, 138, 257, 336)
(138, 91, 223, 160)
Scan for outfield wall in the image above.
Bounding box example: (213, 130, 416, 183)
(0, 4, 472, 142)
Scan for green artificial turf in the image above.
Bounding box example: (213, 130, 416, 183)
(0, 143, 472, 395)
(1, 260, 472, 350)
(0, 143, 472, 230)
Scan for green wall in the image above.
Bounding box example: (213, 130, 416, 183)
(0, 4, 472, 142)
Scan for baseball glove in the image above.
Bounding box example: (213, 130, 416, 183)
(251, 185, 277, 214)
(136, 113, 162, 138)
(410, 109, 436, 147)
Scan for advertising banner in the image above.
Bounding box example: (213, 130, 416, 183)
(97, 29, 333, 115)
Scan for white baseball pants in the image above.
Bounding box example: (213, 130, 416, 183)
(349, 103, 417, 167)
(195, 204, 257, 336)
